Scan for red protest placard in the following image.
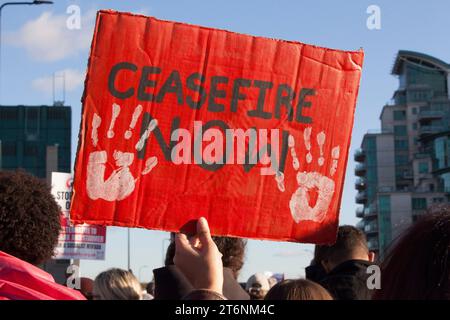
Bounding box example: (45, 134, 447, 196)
(71, 10, 363, 244)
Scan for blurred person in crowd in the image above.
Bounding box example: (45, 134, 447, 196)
(313, 225, 376, 300)
(93, 268, 143, 300)
(146, 281, 155, 298)
(0, 171, 85, 300)
(78, 277, 94, 300)
(373, 205, 450, 300)
(305, 246, 328, 283)
(265, 279, 333, 300)
(154, 233, 249, 299)
(246, 273, 271, 300)
(268, 276, 279, 288)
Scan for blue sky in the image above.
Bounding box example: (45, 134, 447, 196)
(2, 0, 450, 283)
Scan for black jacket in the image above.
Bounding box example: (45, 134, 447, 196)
(153, 265, 249, 300)
(319, 259, 375, 300)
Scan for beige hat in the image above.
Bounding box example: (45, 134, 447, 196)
(245, 273, 270, 292)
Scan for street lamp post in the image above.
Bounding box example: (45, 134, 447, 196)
(127, 228, 131, 272)
(0, 1, 53, 103)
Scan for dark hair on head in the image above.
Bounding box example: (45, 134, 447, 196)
(166, 235, 247, 279)
(315, 225, 369, 265)
(0, 170, 61, 265)
(373, 205, 450, 300)
(212, 236, 246, 278)
(264, 279, 333, 300)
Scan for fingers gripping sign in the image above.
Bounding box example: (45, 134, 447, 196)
(174, 218, 224, 294)
(86, 103, 158, 202)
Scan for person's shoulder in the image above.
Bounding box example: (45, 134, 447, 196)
(183, 289, 226, 300)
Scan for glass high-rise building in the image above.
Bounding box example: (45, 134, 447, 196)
(0, 105, 71, 183)
(355, 51, 450, 256)
(0, 105, 72, 284)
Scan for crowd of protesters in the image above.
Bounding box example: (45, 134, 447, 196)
(0, 170, 449, 300)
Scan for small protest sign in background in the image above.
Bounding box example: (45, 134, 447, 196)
(52, 172, 106, 260)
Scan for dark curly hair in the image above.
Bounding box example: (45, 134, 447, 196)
(0, 170, 61, 265)
(165, 235, 247, 279)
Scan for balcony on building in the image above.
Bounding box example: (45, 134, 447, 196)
(356, 220, 364, 231)
(356, 206, 364, 218)
(419, 125, 445, 136)
(355, 163, 367, 176)
(355, 178, 366, 191)
(418, 110, 445, 122)
(367, 238, 379, 251)
(355, 191, 367, 204)
(364, 222, 378, 235)
(354, 148, 366, 162)
(364, 204, 378, 218)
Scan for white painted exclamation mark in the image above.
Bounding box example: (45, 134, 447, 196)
(136, 119, 158, 152)
(125, 105, 143, 140)
(330, 146, 340, 176)
(91, 113, 101, 147)
(275, 171, 285, 192)
(107, 103, 121, 139)
(317, 131, 326, 166)
(288, 135, 300, 170)
(304, 127, 312, 164)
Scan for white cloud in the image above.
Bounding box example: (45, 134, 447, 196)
(32, 69, 85, 94)
(273, 249, 314, 258)
(136, 7, 151, 16)
(7, 9, 96, 62)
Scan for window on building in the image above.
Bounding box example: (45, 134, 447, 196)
(394, 125, 407, 136)
(1, 142, 17, 156)
(412, 108, 417, 115)
(412, 198, 427, 210)
(24, 145, 39, 157)
(395, 154, 409, 165)
(393, 110, 406, 121)
(1, 108, 18, 120)
(412, 123, 418, 130)
(433, 198, 444, 203)
(418, 162, 429, 174)
(48, 109, 68, 120)
(395, 139, 409, 150)
(26, 108, 39, 120)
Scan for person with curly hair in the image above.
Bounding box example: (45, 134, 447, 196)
(0, 170, 85, 300)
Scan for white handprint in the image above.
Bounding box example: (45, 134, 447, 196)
(277, 128, 340, 223)
(86, 103, 158, 202)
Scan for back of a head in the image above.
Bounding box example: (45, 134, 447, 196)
(165, 235, 246, 279)
(0, 170, 61, 265)
(212, 236, 246, 279)
(79, 277, 94, 300)
(374, 205, 450, 300)
(316, 225, 369, 268)
(265, 279, 333, 300)
(93, 268, 142, 300)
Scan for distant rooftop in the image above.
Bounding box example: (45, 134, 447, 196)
(392, 50, 450, 75)
(0, 105, 70, 108)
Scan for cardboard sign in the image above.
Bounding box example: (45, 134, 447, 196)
(71, 10, 363, 244)
(52, 172, 106, 260)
